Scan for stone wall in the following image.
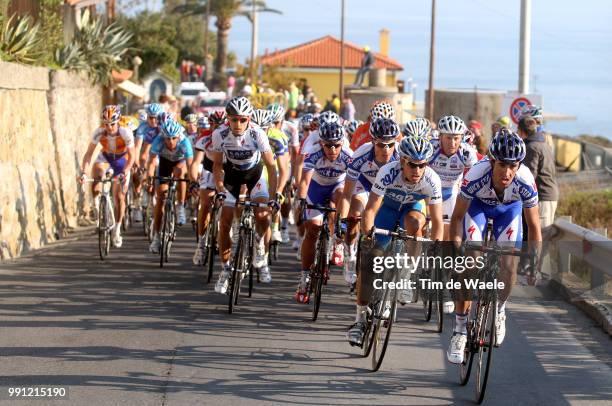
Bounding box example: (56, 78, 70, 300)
(0, 61, 102, 260)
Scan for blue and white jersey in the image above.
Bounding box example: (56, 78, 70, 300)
(150, 134, 193, 162)
(372, 162, 442, 211)
(460, 157, 538, 208)
(347, 142, 399, 192)
(300, 130, 319, 155)
(136, 122, 161, 145)
(428, 139, 478, 190)
(303, 141, 353, 186)
(211, 123, 271, 170)
(282, 120, 300, 147)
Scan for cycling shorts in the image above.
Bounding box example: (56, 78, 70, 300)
(373, 200, 424, 247)
(95, 152, 128, 176)
(352, 180, 369, 204)
(158, 156, 186, 184)
(305, 180, 343, 221)
(223, 162, 268, 207)
(441, 186, 458, 224)
(198, 166, 215, 190)
(463, 199, 523, 248)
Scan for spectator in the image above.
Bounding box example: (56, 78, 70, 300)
(354, 46, 374, 87)
(331, 94, 341, 113)
(288, 81, 299, 114)
(227, 75, 236, 98)
(181, 60, 189, 82)
(181, 100, 196, 121)
(324, 99, 335, 113)
(340, 96, 355, 121)
(491, 115, 510, 137)
(518, 116, 558, 231)
(468, 119, 487, 157)
(196, 64, 204, 82)
(241, 77, 253, 96)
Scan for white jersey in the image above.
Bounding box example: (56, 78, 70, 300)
(347, 142, 399, 192)
(460, 158, 539, 208)
(428, 139, 478, 190)
(372, 162, 442, 210)
(282, 120, 299, 147)
(91, 126, 134, 158)
(300, 130, 319, 155)
(303, 141, 353, 186)
(211, 123, 271, 170)
(194, 133, 215, 161)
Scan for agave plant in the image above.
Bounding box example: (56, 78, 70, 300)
(55, 9, 132, 85)
(0, 14, 43, 64)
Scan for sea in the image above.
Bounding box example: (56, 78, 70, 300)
(226, 0, 612, 138)
(145, 0, 612, 138)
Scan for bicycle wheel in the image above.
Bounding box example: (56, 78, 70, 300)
(362, 300, 376, 358)
(228, 230, 246, 314)
(159, 202, 172, 267)
(122, 188, 132, 232)
(475, 299, 496, 404)
(98, 197, 109, 260)
(422, 268, 433, 322)
(371, 286, 397, 372)
(311, 236, 328, 322)
(435, 267, 444, 333)
(460, 310, 476, 386)
(247, 230, 255, 298)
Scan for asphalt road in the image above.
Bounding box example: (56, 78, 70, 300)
(0, 225, 610, 406)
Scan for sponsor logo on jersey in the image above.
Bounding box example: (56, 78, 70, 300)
(227, 149, 254, 160)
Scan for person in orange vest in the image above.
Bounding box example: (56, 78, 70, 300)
(349, 100, 395, 151)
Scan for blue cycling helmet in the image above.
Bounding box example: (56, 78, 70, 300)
(344, 119, 362, 136)
(397, 135, 434, 161)
(146, 103, 164, 117)
(489, 128, 526, 163)
(369, 118, 400, 142)
(319, 121, 345, 143)
(160, 119, 184, 139)
(299, 113, 316, 132)
(197, 116, 210, 129)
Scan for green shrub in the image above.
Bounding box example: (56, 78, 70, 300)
(557, 189, 612, 232)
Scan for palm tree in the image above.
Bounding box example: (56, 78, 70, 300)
(173, 0, 281, 89)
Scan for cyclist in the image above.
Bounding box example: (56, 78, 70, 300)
(191, 116, 217, 265)
(344, 119, 362, 143)
(184, 113, 199, 146)
(211, 97, 280, 293)
(346, 135, 443, 347)
(349, 100, 395, 151)
(292, 113, 317, 255)
(208, 110, 227, 128)
(337, 117, 400, 285)
(294, 122, 353, 303)
(146, 119, 194, 253)
(446, 129, 541, 364)
(78, 105, 136, 248)
(267, 103, 295, 244)
(132, 103, 164, 222)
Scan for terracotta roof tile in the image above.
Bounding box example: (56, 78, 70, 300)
(260, 35, 403, 71)
(112, 69, 133, 83)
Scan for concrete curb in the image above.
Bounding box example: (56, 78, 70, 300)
(550, 279, 612, 337)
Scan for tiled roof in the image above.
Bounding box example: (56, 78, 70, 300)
(260, 35, 403, 71)
(112, 69, 133, 83)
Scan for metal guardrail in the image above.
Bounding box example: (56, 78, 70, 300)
(551, 218, 612, 294)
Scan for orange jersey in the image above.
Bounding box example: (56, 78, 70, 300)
(349, 122, 371, 151)
(92, 127, 134, 156)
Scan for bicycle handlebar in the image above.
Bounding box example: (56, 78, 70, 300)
(236, 200, 268, 209)
(305, 203, 336, 213)
(464, 241, 531, 258)
(372, 227, 432, 242)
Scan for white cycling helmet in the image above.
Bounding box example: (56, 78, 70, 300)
(437, 115, 467, 135)
(370, 101, 395, 120)
(226, 96, 254, 117)
(402, 119, 430, 139)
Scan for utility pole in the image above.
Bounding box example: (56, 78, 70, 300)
(339, 0, 345, 100)
(250, 0, 258, 83)
(518, 0, 531, 94)
(427, 0, 436, 121)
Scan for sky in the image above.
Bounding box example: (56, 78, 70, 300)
(132, 0, 612, 136)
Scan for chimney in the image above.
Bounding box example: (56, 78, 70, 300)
(379, 28, 390, 57)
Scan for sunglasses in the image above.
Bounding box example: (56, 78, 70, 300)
(322, 143, 342, 149)
(229, 117, 249, 124)
(405, 161, 428, 169)
(375, 141, 395, 149)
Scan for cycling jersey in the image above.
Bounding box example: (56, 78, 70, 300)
(460, 158, 538, 208)
(349, 122, 371, 151)
(92, 127, 134, 158)
(300, 130, 319, 155)
(267, 127, 289, 158)
(371, 162, 442, 245)
(460, 158, 539, 247)
(429, 140, 478, 191)
(150, 134, 193, 162)
(211, 123, 271, 171)
(282, 120, 299, 148)
(135, 122, 161, 145)
(303, 142, 353, 186)
(347, 142, 399, 193)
